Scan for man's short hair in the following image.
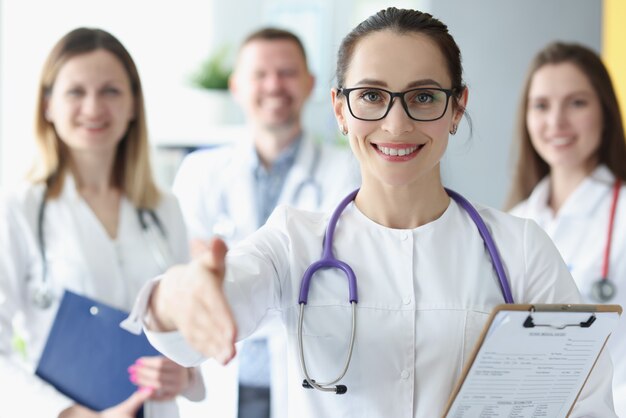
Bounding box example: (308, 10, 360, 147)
(241, 27, 308, 66)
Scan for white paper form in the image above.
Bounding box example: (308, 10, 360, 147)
(446, 310, 620, 418)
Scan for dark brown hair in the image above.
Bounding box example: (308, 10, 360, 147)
(241, 27, 308, 68)
(335, 7, 466, 107)
(505, 41, 626, 209)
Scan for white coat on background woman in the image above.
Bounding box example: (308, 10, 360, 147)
(128, 9, 617, 417)
(0, 28, 204, 418)
(507, 41, 626, 416)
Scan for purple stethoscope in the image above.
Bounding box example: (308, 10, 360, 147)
(297, 188, 514, 394)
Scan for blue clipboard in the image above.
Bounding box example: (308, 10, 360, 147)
(35, 290, 160, 413)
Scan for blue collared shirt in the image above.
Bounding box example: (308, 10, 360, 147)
(252, 135, 302, 226)
(239, 134, 302, 388)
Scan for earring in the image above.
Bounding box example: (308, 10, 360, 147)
(449, 124, 458, 135)
(340, 125, 348, 135)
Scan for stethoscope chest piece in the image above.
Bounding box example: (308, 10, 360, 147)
(32, 285, 54, 309)
(591, 279, 616, 302)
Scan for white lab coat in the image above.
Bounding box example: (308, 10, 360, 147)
(141, 199, 616, 417)
(511, 164, 626, 416)
(0, 176, 204, 418)
(172, 133, 360, 418)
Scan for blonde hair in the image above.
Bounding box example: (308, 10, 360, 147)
(30, 27, 160, 209)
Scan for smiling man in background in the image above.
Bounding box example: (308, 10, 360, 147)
(172, 27, 360, 418)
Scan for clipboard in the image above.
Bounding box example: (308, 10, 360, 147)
(443, 304, 622, 418)
(35, 290, 161, 414)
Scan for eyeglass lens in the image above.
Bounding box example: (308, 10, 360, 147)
(347, 88, 449, 121)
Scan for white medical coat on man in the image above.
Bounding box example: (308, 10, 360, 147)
(172, 133, 360, 418)
(134, 199, 617, 417)
(511, 164, 626, 416)
(0, 176, 203, 418)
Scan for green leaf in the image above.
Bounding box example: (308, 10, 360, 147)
(189, 45, 233, 90)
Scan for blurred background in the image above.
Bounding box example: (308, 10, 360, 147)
(0, 0, 624, 207)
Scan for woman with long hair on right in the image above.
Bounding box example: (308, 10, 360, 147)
(506, 41, 626, 415)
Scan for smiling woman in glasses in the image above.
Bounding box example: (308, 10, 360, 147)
(127, 7, 616, 418)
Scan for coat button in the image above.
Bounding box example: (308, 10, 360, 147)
(401, 370, 410, 379)
(403, 297, 412, 305)
(400, 232, 409, 241)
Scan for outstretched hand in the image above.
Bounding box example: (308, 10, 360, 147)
(150, 237, 237, 365)
(190, 238, 212, 259)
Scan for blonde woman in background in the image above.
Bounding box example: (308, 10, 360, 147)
(0, 28, 204, 417)
(507, 41, 626, 415)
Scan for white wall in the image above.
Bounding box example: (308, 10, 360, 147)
(0, 0, 217, 189)
(0, 0, 602, 207)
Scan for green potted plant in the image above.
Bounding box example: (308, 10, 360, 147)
(189, 45, 241, 124)
(190, 45, 232, 90)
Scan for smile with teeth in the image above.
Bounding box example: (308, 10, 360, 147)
(547, 137, 574, 146)
(262, 95, 290, 108)
(375, 144, 422, 156)
(81, 122, 107, 130)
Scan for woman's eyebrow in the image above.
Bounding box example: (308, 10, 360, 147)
(528, 90, 595, 100)
(353, 78, 388, 87)
(352, 78, 444, 89)
(406, 79, 443, 88)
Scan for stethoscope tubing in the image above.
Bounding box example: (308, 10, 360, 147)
(444, 188, 514, 304)
(291, 142, 323, 209)
(297, 189, 359, 394)
(297, 187, 514, 395)
(298, 189, 359, 304)
(34, 187, 169, 309)
(591, 180, 621, 302)
(601, 180, 621, 281)
(298, 302, 356, 393)
(215, 142, 323, 240)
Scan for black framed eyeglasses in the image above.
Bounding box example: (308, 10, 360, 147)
(338, 86, 455, 122)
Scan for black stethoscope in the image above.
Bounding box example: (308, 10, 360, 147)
(591, 179, 621, 302)
(32, 186, 169, 309)
(212, 142, 323, 240)
(297, 188, 514, 394)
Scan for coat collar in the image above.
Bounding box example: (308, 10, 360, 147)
(527, 165, 616, 220)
